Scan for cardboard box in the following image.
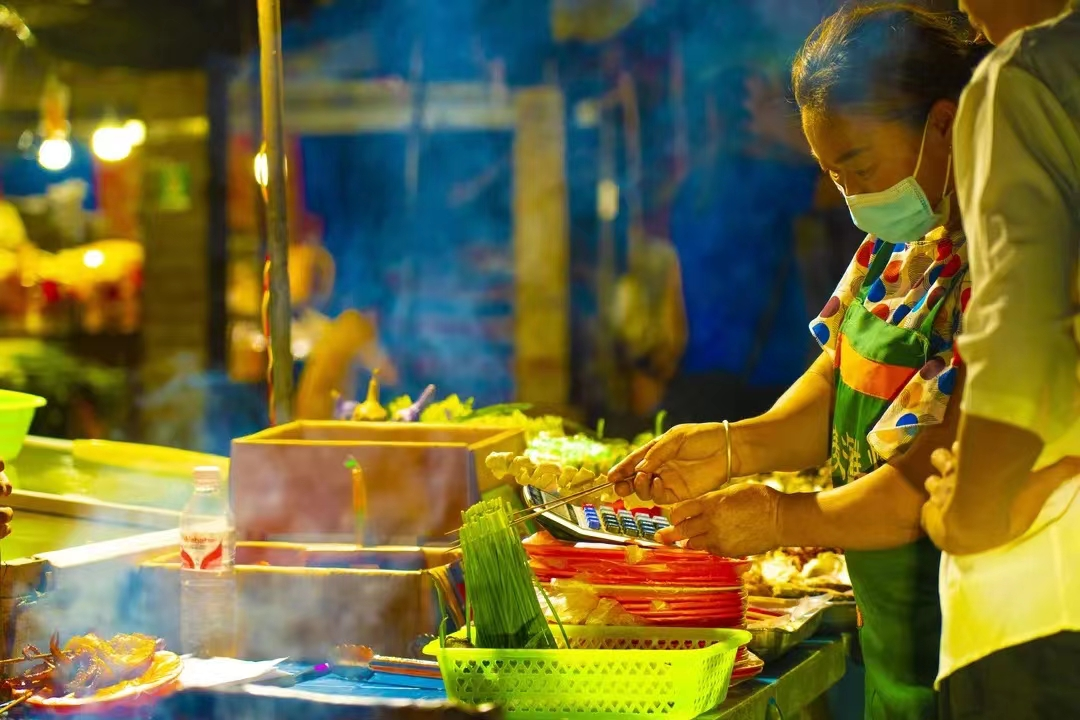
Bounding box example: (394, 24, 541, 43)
(229, 422, 525, 544)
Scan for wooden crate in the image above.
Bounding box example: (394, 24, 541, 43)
(137, 543, 457, 660)
(229, 422, 525, 544)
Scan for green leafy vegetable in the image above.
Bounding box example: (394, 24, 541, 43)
(525, 431, 633, 475)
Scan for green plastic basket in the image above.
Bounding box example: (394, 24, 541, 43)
(423, 625, 751, 719)
(0, 390, 46, 460)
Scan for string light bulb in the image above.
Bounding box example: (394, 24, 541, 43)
(123, 119, 146, 146)
(253, 144, 286, 189)
(38, 137, 72, 171)
(254, 150, 269, 188)
(82, 249, 105, 269)
(91, 125, 132, 162)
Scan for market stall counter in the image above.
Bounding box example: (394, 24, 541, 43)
(708, 636, 848, 719)
(131, 635, 846, 720)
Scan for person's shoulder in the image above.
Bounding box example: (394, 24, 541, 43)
(980, 11, 1080, 89)
(1015, 10, 1080, 59)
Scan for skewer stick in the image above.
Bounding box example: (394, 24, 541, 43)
(0, 691, 32, 714)
(511, 480, 617, 518)
(444, 480, 617, 538)
(0, 652, 52, 667)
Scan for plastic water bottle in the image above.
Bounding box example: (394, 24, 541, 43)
(179, 466, 237, 657)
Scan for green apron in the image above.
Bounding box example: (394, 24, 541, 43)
(830, 241, 959, 720)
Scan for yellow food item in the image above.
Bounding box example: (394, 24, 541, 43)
(352, 370, 388, 421)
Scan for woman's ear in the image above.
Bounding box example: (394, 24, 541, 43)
(930, 99, 958, 145)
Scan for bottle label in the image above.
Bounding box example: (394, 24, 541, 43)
(180, 532, 225, 570)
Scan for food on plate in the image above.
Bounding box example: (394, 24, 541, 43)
(742, 548, 852, 598)
(745, 595, 831, 629)
(1, 632, 168, 700)
(536, 582, 641, 626)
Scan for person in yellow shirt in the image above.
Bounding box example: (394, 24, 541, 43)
(918, 1, 1080, 717)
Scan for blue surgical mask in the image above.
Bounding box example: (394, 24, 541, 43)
(840, 118, 952, 245)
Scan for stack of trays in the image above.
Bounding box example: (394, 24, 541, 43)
(731, 650, 766, 684)
(524, 533, 748, 628)
(524, 532, 765, 684)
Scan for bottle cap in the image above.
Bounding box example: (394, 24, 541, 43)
(193, 465, 222, 488)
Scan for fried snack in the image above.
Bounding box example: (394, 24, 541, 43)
(485, 452, 610, 497)
(2, 632, 166, 700)
(743, 549, 852, 598)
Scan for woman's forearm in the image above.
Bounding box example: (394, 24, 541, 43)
(777, 369, 964, 550)
(945, 414, 1044, 553)
(776, 465, 926, 550)
(731, 351, 834, 476)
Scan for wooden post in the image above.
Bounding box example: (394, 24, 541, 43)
(257, 0, 293, 424)
(513, 88, 569, 409)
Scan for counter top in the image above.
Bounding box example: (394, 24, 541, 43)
(706, 636, 848, 720)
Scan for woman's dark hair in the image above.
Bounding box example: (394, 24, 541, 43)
(792, 4, 990, 127)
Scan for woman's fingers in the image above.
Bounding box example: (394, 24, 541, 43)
(668, 498, 704, 526)
(609, 441, 654, 485)
(673, 515, 710, 541)
(684, 535, 713, 552)
(634, 434, 684, 477)
(655, 525, 682, 545)
(632, 471, 657, 501)
(614, 433, 687, 500)
(924, 474, 952, 505)
(930, 447, 955, 475)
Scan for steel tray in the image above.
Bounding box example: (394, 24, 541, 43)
(747, 604, 826, 662)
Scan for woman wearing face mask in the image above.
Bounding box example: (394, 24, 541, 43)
(609, 6, 986, 718)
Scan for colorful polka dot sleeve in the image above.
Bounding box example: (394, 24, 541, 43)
(810, 227, 971, 460)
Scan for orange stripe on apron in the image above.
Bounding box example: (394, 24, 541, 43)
(837, 334, 918, 401)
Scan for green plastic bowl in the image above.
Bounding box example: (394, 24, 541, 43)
(0, 390, 46, 461)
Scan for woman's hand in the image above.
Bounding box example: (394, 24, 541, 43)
(0, 458, 11, 539)
(657, 483, 781, 557)
(608, 423, 730, 505)
(923, 442, 1080, 555)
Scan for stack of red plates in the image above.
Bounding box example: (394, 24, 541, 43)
(524, 533, 763, 686)
(730, 649, 765, 684)
(524, 533, 751, 629)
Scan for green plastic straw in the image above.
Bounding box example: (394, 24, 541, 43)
(459, 498, 557, 649)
